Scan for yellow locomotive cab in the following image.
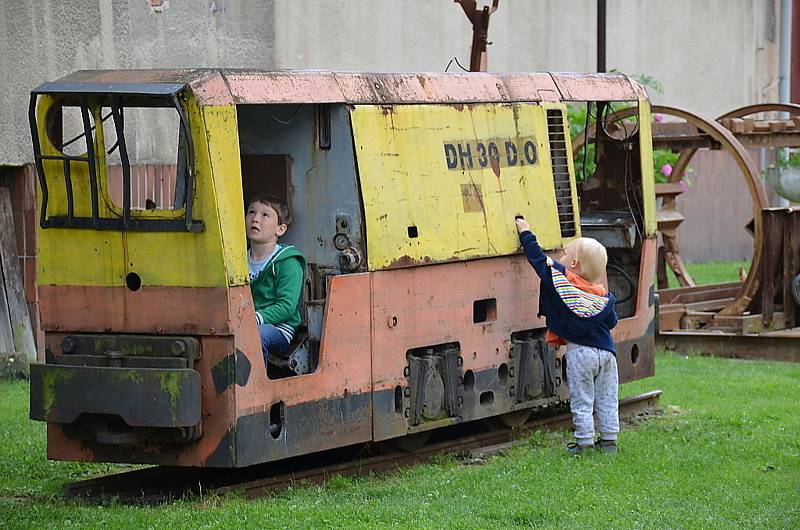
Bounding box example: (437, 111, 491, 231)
(29, 70, 657, 467)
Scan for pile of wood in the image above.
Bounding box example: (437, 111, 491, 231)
(718, 116, 800, 134)
(0, 187, 35, 377)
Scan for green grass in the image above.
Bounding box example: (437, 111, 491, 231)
(1, 352, 798, 529)
(667, 260, 750, 288)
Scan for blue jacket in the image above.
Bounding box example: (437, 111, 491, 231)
(519, 230, 618, 354)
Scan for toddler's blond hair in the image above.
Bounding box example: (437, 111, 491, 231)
(565, 237, 607, 284)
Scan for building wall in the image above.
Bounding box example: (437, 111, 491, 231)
(0, 0, 786, 271)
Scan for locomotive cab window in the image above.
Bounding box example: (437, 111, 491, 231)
(99, 105, 189, 212)
(30, 87, 203, 232)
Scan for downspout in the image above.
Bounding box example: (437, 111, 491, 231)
(778, 0, 793, 206)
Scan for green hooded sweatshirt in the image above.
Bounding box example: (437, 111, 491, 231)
(249, 245, 307, 331)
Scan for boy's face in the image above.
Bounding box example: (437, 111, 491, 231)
(246, 201, 287, 245)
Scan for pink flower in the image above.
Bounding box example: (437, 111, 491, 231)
(661, 164, 673, 177)
(654, 114, 664, 123)
(678, 179, 687, 192)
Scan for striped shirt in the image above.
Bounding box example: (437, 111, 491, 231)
(550, 267, 609, 317)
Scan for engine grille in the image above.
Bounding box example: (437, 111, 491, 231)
(546, 109, 577, 238)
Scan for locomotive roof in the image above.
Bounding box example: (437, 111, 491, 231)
(32, 69, 648, 106)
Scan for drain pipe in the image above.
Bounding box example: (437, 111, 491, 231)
(778, 0, 793, 206)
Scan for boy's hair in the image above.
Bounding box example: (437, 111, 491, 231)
(248, 194, 292, 227)
(566, 237, 607, 283)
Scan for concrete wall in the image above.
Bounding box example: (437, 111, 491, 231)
(0, 0, 782, 165)
(0, 0, 785, 264)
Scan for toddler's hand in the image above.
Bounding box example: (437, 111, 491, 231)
(515, 217, 530, 233)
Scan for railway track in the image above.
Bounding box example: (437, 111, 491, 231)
(64, 390, 661, 503)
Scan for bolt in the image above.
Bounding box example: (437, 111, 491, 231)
(404, 366, 410, 377)
(170, 340, 186, 356)
(61, 337, 76, 354)
(509, 386, 515, 397)
(457, 356, 463, 367)
(404, 387, 410, 397)
(457, 396, 463, 406)
(106, 350, 124, 368)
(404, 408, 410, 418)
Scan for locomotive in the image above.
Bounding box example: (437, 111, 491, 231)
(28, 69, 656, 467)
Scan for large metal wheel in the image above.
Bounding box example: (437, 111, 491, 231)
(572, 104, 770, 317)
(485, 409, 532, 429)
(385, 431, 431, 453)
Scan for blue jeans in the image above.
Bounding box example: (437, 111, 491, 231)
(259, 323, 290, 369)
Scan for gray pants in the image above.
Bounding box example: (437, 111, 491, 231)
(565, 343, 619, 444)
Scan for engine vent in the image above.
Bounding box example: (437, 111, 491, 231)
(546, 109, 576, 238)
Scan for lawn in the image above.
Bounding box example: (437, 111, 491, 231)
(0, 351, 798, 529)
(667, 259, 750, 288)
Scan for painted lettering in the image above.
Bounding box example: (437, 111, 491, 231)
(444, 143, 458, 169)
(524, 140, 538, 165)
(458, 143, 474, 169)
(442, 137, 539, 171)
(476, 142, 488, 168)
(505, 141, 518, 166)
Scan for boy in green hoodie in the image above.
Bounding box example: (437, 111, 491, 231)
(245, 194, 306, 370)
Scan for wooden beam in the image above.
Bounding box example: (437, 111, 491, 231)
(0, 188, 36, 365)
(0, 247, 14, 354)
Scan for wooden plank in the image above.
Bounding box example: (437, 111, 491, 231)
(684, 297, 735, 312)
(761, 210, 784, 328)
(0, 251, 14, 354)
(662, 284, 741, 305)
(784, 212, 800, 327)
(657, 305, 685, 331)
(713, 313, 765, 334)
(0, 188, 36, 363)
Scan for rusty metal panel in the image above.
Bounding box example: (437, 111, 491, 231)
(43, 70, 645, 106)
(38, 285, 232, 335)
(369, 255, 548, 441)
(226, 71, 345, 104)
(351, 102, 567, 270)
(550, 73, 638, 102)
(220, 71, 638, 105)
(30, 364, 201, 427)
(636, 99, 658, 235)
(231, 273, 373, 461)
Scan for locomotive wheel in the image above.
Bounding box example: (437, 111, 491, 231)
(486, 409, 532, 430)
(386, 431, 431, 453)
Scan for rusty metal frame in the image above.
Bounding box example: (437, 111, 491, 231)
(455, 0, 499, 72)
(573, 104, 769, 317)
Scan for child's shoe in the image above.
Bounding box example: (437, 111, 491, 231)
(596, 438, 618, 454)
(566, 442, 594, 455)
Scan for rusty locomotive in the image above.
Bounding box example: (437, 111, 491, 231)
(28, 69, 656, 466)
